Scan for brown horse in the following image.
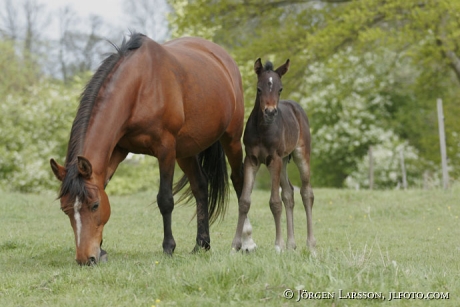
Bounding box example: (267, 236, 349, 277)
(50, 32, 252, 265)
(231, 59, 316, 252)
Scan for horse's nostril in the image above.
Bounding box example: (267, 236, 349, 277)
(88, 256, 97, 264)
(265, 108, 278, 117)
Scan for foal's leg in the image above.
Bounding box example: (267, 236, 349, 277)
(177, 156, 210, 252)
(231, 155, 258, 252)
(268, 156, 285, 252)
(280, 156, 296, 250)
(293, 148, 316, 249)
(155, 140, 177, 255)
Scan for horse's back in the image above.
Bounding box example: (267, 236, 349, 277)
(279, 100, 310, 130)
(162, 37, 242, 93)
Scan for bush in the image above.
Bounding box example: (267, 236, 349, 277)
(0, 80, 83, 192)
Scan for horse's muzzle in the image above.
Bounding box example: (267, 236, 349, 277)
(76, 248, 108, 266)
(264, 107, 278, 122)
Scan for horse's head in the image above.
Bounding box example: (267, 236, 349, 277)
(254, 58, 290, 123)
(50, 156, 110, 265)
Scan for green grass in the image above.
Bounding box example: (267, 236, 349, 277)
(1, 186, 459, 306)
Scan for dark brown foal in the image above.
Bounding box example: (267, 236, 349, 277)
(231, 58, 316, 252)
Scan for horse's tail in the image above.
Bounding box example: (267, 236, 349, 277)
(173, 141, 229, 225)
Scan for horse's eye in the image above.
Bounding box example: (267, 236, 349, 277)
(257, 88, 262, 94)
(91, 202, 100, 212)
(279, 88, 283, 94)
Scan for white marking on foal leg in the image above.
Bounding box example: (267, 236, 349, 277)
(74, 197, 82, 247)
(241, 217, 257, 252)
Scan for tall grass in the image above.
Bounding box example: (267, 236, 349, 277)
(1, 186, 459, 306)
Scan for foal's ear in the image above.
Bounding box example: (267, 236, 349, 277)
(50, 159, 66, 182)
(254, 58, 263, 75)
(77, 156, 92, 179)
(275, 59, 290, 77)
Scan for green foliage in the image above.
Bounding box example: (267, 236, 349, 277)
(1, 187, 459, 305)
(105, 155, 159, 196)
(0, 40, 40, 97)
(169, 0, 460, 187)
(0, 78, 83, 192)
(0, 69, 159, 194)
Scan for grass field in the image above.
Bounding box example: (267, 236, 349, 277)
(1, 186, 459, 306)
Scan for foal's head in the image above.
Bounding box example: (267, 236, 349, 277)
(254, 58, 290, 123)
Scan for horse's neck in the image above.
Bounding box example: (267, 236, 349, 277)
(80, 97, 130, 177)
(251, 97, 264, 126)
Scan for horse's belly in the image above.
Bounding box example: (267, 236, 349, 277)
(175, 125, 225, 158)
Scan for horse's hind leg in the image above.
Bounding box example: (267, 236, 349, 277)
(268, 156, 285, 252)
(177, 156, 210, 252)
(231, 155, 258, 252)
(293, 148, 316, 250)
(280, 156, 296, 250)
(219, 133, 244, 198)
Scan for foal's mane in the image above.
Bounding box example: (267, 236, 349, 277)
(59, 32, 145, 202)
(264, 61, 274, 71)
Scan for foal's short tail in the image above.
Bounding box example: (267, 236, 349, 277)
(173, 142, 229, 225)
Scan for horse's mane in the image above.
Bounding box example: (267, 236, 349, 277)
(59, 32, 145, 202)
(264, 61, 274, 71)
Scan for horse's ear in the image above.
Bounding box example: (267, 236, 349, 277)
(275, 59, 290, 77)
(50, 159, 66, 182)
(77, 156, 92, 179)
(254, 58, 263, 75)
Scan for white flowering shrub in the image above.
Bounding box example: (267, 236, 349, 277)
(0, 80, 81, 192)
(345, 133, 422, 189)
(0, 77, 159, 194)
(298, 48, 426, 187)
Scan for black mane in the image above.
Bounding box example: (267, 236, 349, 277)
(59, 32, 146, 202)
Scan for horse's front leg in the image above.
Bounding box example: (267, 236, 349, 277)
(232, 155, 259, 252)
(268, 155, 284, 252)
(156, 144, 177, 255)
(177, 156, 210, 252)
(104, 146, 129, 188)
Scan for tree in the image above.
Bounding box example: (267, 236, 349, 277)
(55, 8, 116, 82)
(123, 0, 171, 42)
(169, 0, 460, 187)
(0, 0, 48, 72)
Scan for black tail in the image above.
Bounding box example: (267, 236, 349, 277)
(173, 142, 229, 225)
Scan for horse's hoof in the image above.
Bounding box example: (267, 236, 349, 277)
(162, 239, 176, 256)
(191, 244, 209, 254)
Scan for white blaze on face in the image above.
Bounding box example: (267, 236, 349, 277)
(269, 77, 273, 92)
(74, 197, 82, 247)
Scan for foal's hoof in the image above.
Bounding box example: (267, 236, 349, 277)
(99, 249, 108, 263)
(241, 239, 257, 253)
